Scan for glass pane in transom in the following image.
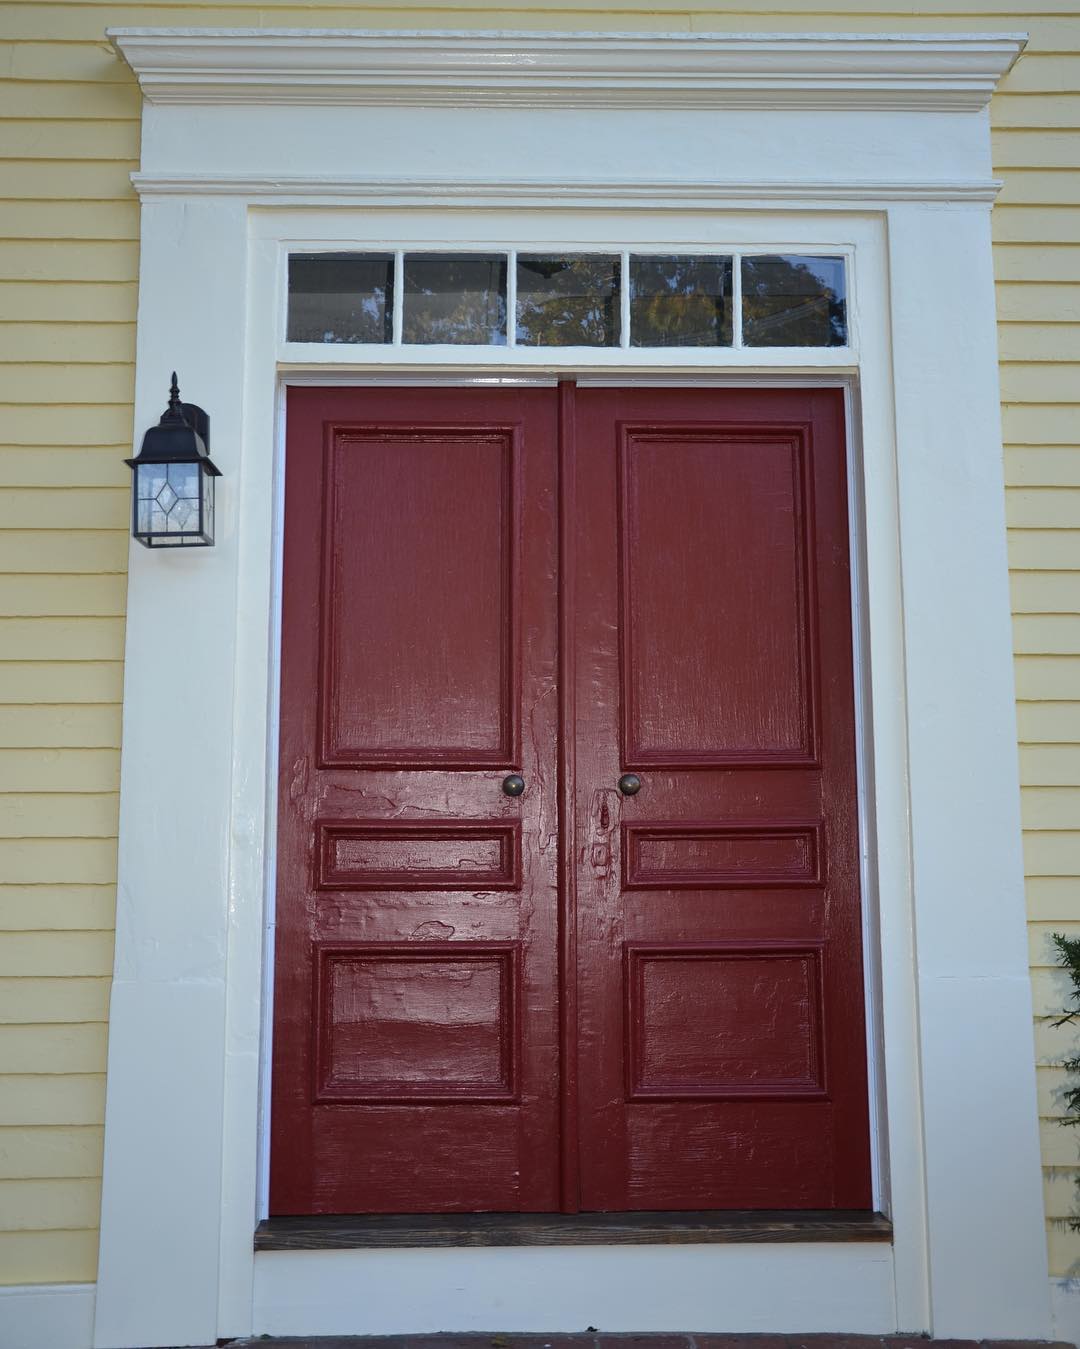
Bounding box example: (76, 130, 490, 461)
(516, 255, 621, 347)
(630, 255, 733, 348)
(288, 253, 394, 344)
(741, 255, 847, 347)
(403, 255, 508, 345)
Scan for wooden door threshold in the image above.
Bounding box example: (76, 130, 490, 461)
(255, 1210, 891, 1250)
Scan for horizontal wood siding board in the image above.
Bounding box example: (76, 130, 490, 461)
(255, 1210, 894, 1250)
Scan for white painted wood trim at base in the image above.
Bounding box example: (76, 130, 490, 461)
(254, 1246, 896, 1337)
(0, 1284, 95, 1349)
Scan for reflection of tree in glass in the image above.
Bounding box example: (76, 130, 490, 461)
(403, 258, 507, 345)
(517, 257, 620, 346)
(630, 256, 732, 348)
(742, 255, 846, 347)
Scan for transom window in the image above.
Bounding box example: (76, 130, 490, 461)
(287, 251, 847, 350)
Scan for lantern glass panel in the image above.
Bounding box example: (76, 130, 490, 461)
(135, 460, 212, 546)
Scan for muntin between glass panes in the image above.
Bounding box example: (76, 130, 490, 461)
(287, 251, 847, 349)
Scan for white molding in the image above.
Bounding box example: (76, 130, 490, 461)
(0, 1284, 95, 1349)
(108, 29, 1025, 111)
(130, 173, 1003, 205)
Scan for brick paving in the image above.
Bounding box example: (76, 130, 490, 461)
(214, 1336, 1076, 1349)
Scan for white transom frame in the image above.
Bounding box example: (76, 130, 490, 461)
(95, 38, 1047, 1349)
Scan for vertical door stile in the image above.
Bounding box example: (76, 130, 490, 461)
(557, 378, 580, 1213)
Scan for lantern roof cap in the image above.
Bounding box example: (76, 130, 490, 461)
(126, 373, 222, 473)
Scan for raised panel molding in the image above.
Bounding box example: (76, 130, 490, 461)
(624, 941, 826, 1102)
(316, 820, 521, 891)
(108, 30, 1025, 111)
(618, 424, 818, 769)
(623, 821, 823, 890)
(314, 942, 520, 1103)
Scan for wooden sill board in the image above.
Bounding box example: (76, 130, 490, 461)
(255, 1210, 892, 1250)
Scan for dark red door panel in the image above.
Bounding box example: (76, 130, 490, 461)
(270, 386, 560, 1214)
(570, 385, 871, 1211)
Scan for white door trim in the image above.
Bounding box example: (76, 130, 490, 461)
(94, 29, 1046, 1349)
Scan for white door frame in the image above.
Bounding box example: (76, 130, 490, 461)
(94, 30, 1048, 1349)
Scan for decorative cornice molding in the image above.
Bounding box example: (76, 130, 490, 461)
(108, 29, 1026, 112)
(129, 172, 1003, 206)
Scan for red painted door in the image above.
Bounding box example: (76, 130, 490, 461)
(569, 386, 870, 1210)
(271, 383, 871, 1215)
(271, 386, 561, 1213)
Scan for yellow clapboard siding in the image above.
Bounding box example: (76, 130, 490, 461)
(0, 663, 124, 704)
(0, 841, 118, 889)
(0, 530, 128, 574)
(993, 96, 1080, 131)
(0, 364, 136, 405)
(994, 130, 1080, 169)
(0, 1126, 104, 1180)
(1003, 406, 1080, 444)
(1005, 449, 1080, 486)
(0, 1227, 98, 1285)
(1012, 572, 1080, 612)
(996, 283, 1080, 323)
(0, 888, 115, 932)
(0, 282, 137, 325)
(0, 117, 140, 156)
(1019, 703, 1080, 742)
(998, 177, 1080, 209)
(1000, 330, 1080, 365)
(996, 210, 1080, 248)
(1038, 1121, 1080, 1170)
(0, 706, 121, 748)
(1043, 1170, 1079, 1221)
(1, 201, 139, 241)
(0, 1025, 107, 1076)
(0, 448, 131, 488)
(1001, 362, 1080, 402)
(4, 406, 135, 448)
(0, 930, 114, 978)
(0, 617, 126, 661)
(1016, 656, 1080, 699)
(0, 324, 136, 363)
(1009, 531, 1080, 569)
(0, 795, 119, 840)
(0, 574, 127, 616)
(0, 162, 137, 201)
(1021, 745, 1080, 787)
(1030, 877, 1080, 922)
(1034, 969, 1074, 1021)
(1014, 614, 1080, 654)
(1025, 832, 1080, 876)
(0, 1076, 104, 1128)
(996, 247, 1080, 283)
(0, 490, 129, 529)
(0, 1177, 102, 1230)
(0, 240, 137, 283)
(1008, 488, 1080, 527)
(0, 81, 141, 121)
(0, 749, 120, 793)
(0, 977, 110, 1024)
(1023, 788, 1080, 832)
(1031, 926, 1080, 973)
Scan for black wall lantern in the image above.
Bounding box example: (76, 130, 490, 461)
(126, 373, 221, 548)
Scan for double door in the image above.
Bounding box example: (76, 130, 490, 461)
(270, 383, 871, 1215)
